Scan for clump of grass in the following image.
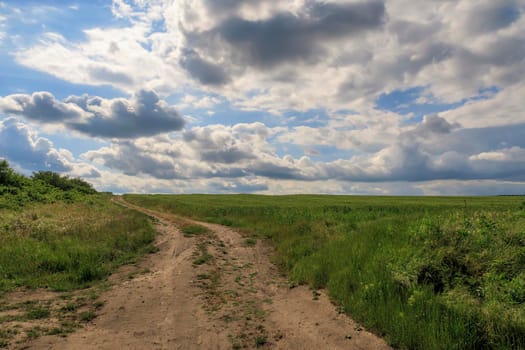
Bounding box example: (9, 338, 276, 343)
(93, 300, 105, 309)
(193, 242, 213, 266)
(181, 224, 210, 237)
(193, 254, 213, 266)
(25, 307, 50, 320)
(60, 302, 78, 312)
(79, 311, 96, 322)
(244, 238, 257, 247)
(255, 335, 267, 347)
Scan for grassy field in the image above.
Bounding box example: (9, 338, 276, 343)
(0, 162, 156, 347)
(124, 194, 525, 350)
(0, 195, 155, 293)
(0, 161, 156, 293)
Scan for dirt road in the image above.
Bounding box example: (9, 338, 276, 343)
(25, 198, 391, 350)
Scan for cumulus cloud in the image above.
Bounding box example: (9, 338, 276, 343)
(461, 0, 521, 35)
(275, 114, 525, 183)
(84, 140, 181, 179)
(10, 0, 525, 114)
(183, 125, 257, 163)
(0, 92, 85, 122)
(82, 122, 305, 181)
(3, 0, 525, 194)
(0, 90, 185, 138)
(0, 117, 71, 172)
(77, 114, 524, 185)
(69, 90, 185, 138)
(205, 1, 385, 68)
(179, 49, 230, 85)
(332, 116, 525, 182)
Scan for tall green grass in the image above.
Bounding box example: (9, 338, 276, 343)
(125, 194, 525, 349)
(0, 195, 155, 293)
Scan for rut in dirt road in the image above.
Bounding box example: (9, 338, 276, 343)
(25, 197, 391, 350)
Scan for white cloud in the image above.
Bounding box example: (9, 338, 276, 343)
(442, 86, 525, 128)
(3, 0, 525, 194)
(76, 114, 525, 187)
(15, 21, 183, 93)
(0, 117, 99, 177)
(8, 0, 523, 119)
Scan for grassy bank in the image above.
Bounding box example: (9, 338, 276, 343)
(124, 194, 525, 349)
(0, 162, 159, 348)
(0, 196, 155, 293)
(0, 161, 156, 293)
(0, 162, 156, 347)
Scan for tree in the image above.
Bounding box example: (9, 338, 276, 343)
(32, 171, 96, 194)
(0, 160, 24, 187)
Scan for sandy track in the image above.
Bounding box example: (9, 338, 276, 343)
(25, 198, 390, 350)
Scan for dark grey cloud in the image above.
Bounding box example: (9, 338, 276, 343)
(389, 20, 440, 44)
(465, 2, 521, 34)
(64, 95, 103, 110)
(70, 90, 185, 138)
(480, 37, 525, 67)
(207, 0, 385, 68)
(183, 127, 256, 164)
(338, 42, 453, 101)
(0, 92, 83, 122)
(314, 116, 525, 183)
(84, 141, 180, 179)
(1, 90, 185, 139)
(420, 122, 525, 156)
(249, 161, 304, 180)
(179, 49, 230, 85)
(305, 1, 386, 37)
(202, 0, 260, 15)
(410, 114, 458, 137)
(379, 119, 525, 182)
(200, 148, 255, 164)
(0, 117, 71, 172)
(79, 114, 525, 186)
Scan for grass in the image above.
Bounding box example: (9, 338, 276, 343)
(0, 194, 155, 293)
(244, 238, 257, 247)
(124, 194, 525, 350)
(254, 334, 267, 347)
(181, 224, 210, 237)
(25, 307, 51, 320)
(0, 194, 156, 346)
(0, 163, 158, 346)
(193, 241, 213, 266)
(79, 311, 96, 322)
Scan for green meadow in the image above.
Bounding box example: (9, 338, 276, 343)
(125, 194, 525, 349)
(0, 161, 155, 294)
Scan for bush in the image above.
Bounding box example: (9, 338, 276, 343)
(0, 161, 97, 209)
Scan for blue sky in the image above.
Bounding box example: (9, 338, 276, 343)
(1, 0, 525, 195)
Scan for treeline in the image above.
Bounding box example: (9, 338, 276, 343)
(0, 160, 97, 209)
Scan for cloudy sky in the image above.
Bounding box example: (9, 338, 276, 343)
(0, 0, 524, 195)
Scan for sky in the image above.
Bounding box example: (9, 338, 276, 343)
(0, 0, 524, 195)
